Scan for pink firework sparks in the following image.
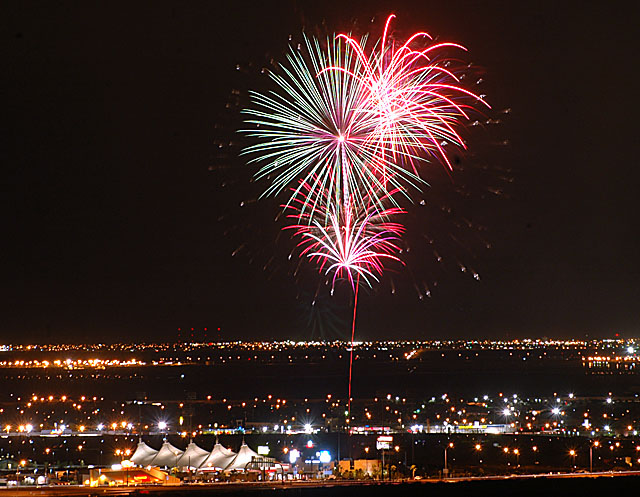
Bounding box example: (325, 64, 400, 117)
(322, 14, 490, 182)
(286, 185, 404, 290)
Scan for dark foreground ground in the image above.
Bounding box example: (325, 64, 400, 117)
(3, 474, 640, 497)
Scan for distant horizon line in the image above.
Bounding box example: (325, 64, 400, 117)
(0, 337, 637, 348)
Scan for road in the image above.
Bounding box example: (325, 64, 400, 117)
(2, 471, 640, 496)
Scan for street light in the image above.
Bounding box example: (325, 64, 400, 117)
(513, 448, 520, 467)
(443, 442, 454, 477)
(569, 449, 576, 470)
(503, 447, 510, 468)
(590, 441, 599, 473)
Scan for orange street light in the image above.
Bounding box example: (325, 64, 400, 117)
(590, 442, 599, 472)
(569, 449, 577, 471)
(444, 443, 454, 474)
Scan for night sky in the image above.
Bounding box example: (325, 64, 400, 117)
(2, 1, 638, 342)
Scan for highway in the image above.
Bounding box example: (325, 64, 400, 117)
(2, 471, 640, 496)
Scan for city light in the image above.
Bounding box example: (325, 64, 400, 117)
(289, 449, 300, 464)
(0, 338, 638, 483)
(319, 450, 331, 463)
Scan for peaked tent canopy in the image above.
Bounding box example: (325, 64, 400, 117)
(198, 443, 236, 471)
(225, 442, 260, 471)
(150, 441, 184, 468)
(130, 441, 158, 466)
(176, 441, 210, 469)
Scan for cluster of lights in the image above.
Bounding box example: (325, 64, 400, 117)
(0, 337, 636, 355)
(0, 358, 144, 369)
(584, 355, 639, 363)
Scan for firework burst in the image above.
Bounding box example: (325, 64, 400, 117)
(286, 183, 404, 290)
(243, 15, 488, 221)
(241, 34, 422, 220)
(325, 14, 491, 179)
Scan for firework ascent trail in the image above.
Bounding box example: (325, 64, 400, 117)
(242, 14, 488, 424)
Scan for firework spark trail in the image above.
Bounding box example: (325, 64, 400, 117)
(347, 272, 359, 426)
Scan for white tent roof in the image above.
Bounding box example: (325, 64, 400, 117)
(225, 442, 260, 471)
(217, 443, 235, 458)
(130, 441, 158, 466)
(176, 441, 209, 469)
(198, 443, 236, 471)
(150, 441, 184, 468)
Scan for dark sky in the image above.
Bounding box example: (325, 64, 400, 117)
(2, 1, 638, 343)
